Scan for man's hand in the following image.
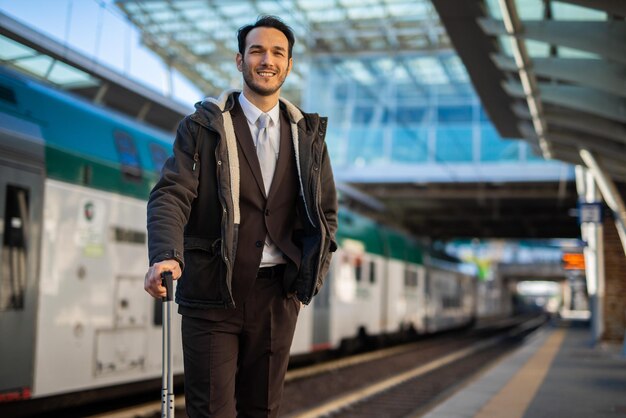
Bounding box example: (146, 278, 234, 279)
(144, 260, 182, 299)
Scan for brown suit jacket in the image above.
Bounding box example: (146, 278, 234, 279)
(202, 98, 301, 320)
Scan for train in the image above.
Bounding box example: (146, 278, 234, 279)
(0, 66, 512, 405)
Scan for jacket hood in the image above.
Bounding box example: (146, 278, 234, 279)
(192, 89, 306, 127)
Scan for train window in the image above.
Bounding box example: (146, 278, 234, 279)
(355, 259, 362, 282)
(114, 131, 142, 182)
(369, 261, 376, 284)
(149, 142, 169, 173)
(82, 164, 92, 185)
(0, 84, 17, 105)
(1, 185, 29, 311)
(404, 269, 418, 288)
(112, 226, 146, 244)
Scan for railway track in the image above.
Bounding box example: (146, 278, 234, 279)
(6, 315, 545, 418)
(280, 315, 545, 417)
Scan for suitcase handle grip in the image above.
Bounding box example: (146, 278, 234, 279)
(161, 271, 174, 302)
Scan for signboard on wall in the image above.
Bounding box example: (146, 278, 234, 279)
(562, 253, 585, 270)
(578, 202, 603, 224)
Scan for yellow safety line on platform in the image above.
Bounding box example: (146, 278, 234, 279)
(474, 327, 567, 418)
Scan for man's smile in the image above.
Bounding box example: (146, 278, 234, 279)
(257, 69, 277, 78)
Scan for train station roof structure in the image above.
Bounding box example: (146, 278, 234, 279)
(111, 0, 581, 240)
(114, 0, 452, 105)
(432, 0, 626, 183)
(6, 1, 622, 241)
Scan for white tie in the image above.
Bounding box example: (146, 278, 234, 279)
(256, 113, 276, 195)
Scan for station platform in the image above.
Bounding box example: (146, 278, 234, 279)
(421, 316, 626, 418)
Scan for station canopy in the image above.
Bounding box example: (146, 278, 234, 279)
(114, 0, 453, 104)
(432, 0, 626, 182)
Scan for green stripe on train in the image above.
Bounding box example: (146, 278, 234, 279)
(46, 145, 158, 200)
(336, 209, 423, 262)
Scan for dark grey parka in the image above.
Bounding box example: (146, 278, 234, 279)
(147, 89, 338, 308)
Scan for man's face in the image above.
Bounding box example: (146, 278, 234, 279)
(236, 27, 292, 97)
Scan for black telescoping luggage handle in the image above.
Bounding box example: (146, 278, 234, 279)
(162, 271, 174, 301)
(161, 271, 175, 418)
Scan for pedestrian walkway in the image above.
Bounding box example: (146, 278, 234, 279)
(420, 317, 626, 418)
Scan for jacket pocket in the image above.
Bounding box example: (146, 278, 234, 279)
(176, 236, 226, 306)
(293, 234, 321, 304)
(316, 238, 333, 295)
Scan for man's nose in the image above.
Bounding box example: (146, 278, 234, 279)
(260, 51, 272, 65)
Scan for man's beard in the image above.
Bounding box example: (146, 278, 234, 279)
(241, 60, 288, 96)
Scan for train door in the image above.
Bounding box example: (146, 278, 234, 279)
(0, 158, 43, 399)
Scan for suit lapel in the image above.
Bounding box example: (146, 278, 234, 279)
(230, 100, 266, 197)
(267, 108, 292, 200)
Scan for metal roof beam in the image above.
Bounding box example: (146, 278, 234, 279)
(544, 109, 626, 144)
(548, 130, 626, 161)
(492, 55, 626, 98)
(580, 149, 626, 257)
(479, 19, 626, 65)
(543, 141, 626, 182)
(516, 104, 626, 144)
(496, 0, 551, 158)
(504, 82, 626, 123)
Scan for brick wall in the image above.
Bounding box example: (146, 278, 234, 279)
(602, 211, 626, 342)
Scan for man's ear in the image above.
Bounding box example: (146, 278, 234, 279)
(236, 53, 243, 72)
(286, 57, 293, 75)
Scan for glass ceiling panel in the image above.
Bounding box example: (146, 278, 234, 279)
(0, 36, 37, 60)
(307, 9, 346, 22)
(115, 0, 454, 103)
(13, 55, 53, 78)
(347, 6, 387, 20)
(525, 39, 550, 58)
(141, 2, 170, 12)
(220, 4, 251, 15)
(47, 61, 98, 88)
(552, 2, 606, 20)
(557, 46, 601, 59)
(485, 0, 503, 19)
(387, 3, 419, 17)
(407, 56, 449, 85)
(443, 55, 469, 83)
(515, 0, 545, 20)
(297, 0, 336, 10)
(339, 0, 378, 6)
(393, 65, 410, 83)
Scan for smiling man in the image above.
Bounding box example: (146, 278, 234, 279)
(144, 15, 338, 418)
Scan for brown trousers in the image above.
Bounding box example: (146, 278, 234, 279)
(181, 271, 300, 418)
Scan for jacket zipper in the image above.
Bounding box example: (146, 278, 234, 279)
(193, 153, 199, 171)
(190, 113, 235, 308)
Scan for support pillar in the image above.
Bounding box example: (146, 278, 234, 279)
(579, 150, 626, 353)
(575, 166, 604, 344)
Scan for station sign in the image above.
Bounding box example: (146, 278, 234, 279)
(578, 202, 603, 224)
(562, 252, 585, 270)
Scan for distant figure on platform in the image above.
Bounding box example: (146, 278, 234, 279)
(143, 15, 338, 418)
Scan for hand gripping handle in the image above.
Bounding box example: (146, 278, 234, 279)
(161, 271, 174, 302)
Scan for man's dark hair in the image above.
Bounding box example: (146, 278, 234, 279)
(237, 15, 295, 59)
